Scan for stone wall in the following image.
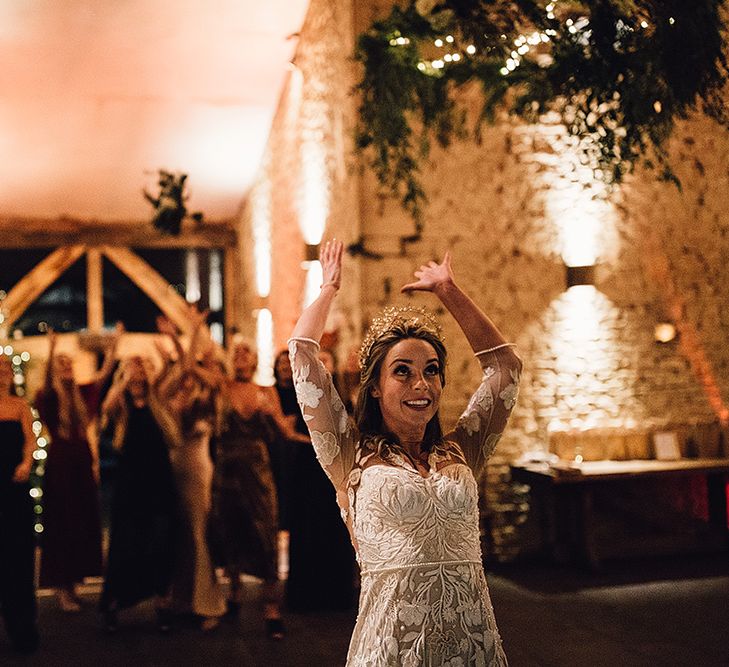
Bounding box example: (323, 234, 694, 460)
(354, 102, 729, 557)
(241, 0, 729, 558)
(237, 0, 361, 357)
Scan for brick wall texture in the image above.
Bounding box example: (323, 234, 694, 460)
(238, 0, 729, 559)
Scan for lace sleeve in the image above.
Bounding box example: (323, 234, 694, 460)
(446, 345, 522, 480)
(288, 337, 356, 490)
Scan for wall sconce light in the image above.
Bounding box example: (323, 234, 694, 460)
(304, 243, 320, 262)
(565, 264, 596, 289)
(654, 322, 677, 343)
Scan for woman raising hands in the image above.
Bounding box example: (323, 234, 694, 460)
(289, 240, 521, 666)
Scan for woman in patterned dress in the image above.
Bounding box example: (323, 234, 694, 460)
(289, 241, 521, 666)
(210, 340, 309, 639)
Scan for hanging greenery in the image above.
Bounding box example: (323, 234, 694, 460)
(354, 0, 729, 221)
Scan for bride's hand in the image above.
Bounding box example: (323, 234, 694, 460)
(320, 240, 344, 290)
(401, 251, 455, 293)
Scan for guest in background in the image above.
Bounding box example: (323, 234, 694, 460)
(273, 349, 309, 437)
(0, 355, 39, 653)
(210, 341, 308, 639)
(273, 349, 307, 532)
(36, 329, 117, 612)
(283, 347, 356, 613)
(160, 308, 225, 631)
(99, 356, 180, 633)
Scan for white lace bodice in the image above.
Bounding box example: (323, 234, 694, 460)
(288, 336, 521, 666)
(355, 463, 482, 573)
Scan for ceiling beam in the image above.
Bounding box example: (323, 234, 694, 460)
(2, 245, 87, 330)
(100, 245, 196, 335)
(0, 217, 237, 249)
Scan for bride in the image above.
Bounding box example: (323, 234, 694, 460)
(289, 240, 521, 666)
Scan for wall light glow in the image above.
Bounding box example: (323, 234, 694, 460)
(185, 250, 201, 303)
(545, 285, 626, 431)
(302, 260, 323, 308)
(555, 285, 603, 343)
(210, 322, 224, 345)
(209, 250, 223, 312)
(654, 322, 677, 343)
(560, 212, 600, 267)
(251, 179, 272, 298)
(255, 308, 274, 386)
(299, 138, 329, 245)
(539, 128, 619, 269)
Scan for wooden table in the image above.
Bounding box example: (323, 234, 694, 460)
(510, 459, 729, 570)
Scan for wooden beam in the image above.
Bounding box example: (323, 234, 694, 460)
(3, 245, 87, 329)
(86, 248, 104, 332)
(100, 245, 195, 335)
(0, 216, 237, 248)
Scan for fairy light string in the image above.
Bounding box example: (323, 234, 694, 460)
(1, 346, 46, 536)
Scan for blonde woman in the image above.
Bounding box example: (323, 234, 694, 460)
(159, 308, 226, 631)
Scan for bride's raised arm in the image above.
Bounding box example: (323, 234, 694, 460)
(402, 251, 522, 478)
(290, 240, 343, 343)
(288, 240, 355, 492)
(401, 251, 514, 354)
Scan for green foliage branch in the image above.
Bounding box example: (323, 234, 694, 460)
(354, 0, 729, 221)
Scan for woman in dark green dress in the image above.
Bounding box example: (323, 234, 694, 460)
(99, 356, 180, 631)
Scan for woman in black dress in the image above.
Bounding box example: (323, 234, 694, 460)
(0, 354, 39, 653)
(275, 349, 356, 612)
(99, 356, 180, 632)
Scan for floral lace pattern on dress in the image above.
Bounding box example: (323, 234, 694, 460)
(288, 337, 521, 667)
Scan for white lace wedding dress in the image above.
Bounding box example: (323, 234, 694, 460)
(289, 337, 521, 666)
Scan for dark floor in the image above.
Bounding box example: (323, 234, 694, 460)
(2, 554, 728, 667)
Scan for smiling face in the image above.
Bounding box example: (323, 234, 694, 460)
(371, 338, 442, 443)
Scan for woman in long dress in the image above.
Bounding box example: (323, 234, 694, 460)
(99, 356, 180, 632)
(161, 311, 226, 631)
(36, 330, 115, 612)
(0, 355, 39, 653)
(210, 341, 308, 639)
(289, 241, 521, 665)
(276, 348, 356, 612)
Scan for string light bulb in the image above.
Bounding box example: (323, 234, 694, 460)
(2, 351, 46, 533)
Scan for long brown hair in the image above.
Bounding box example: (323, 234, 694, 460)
(50, 354, 90, 440)
(104, 360, 182, 450)
(355, 320, 447, 455)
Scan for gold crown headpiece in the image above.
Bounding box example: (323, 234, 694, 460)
(358, 305, 443, 374)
